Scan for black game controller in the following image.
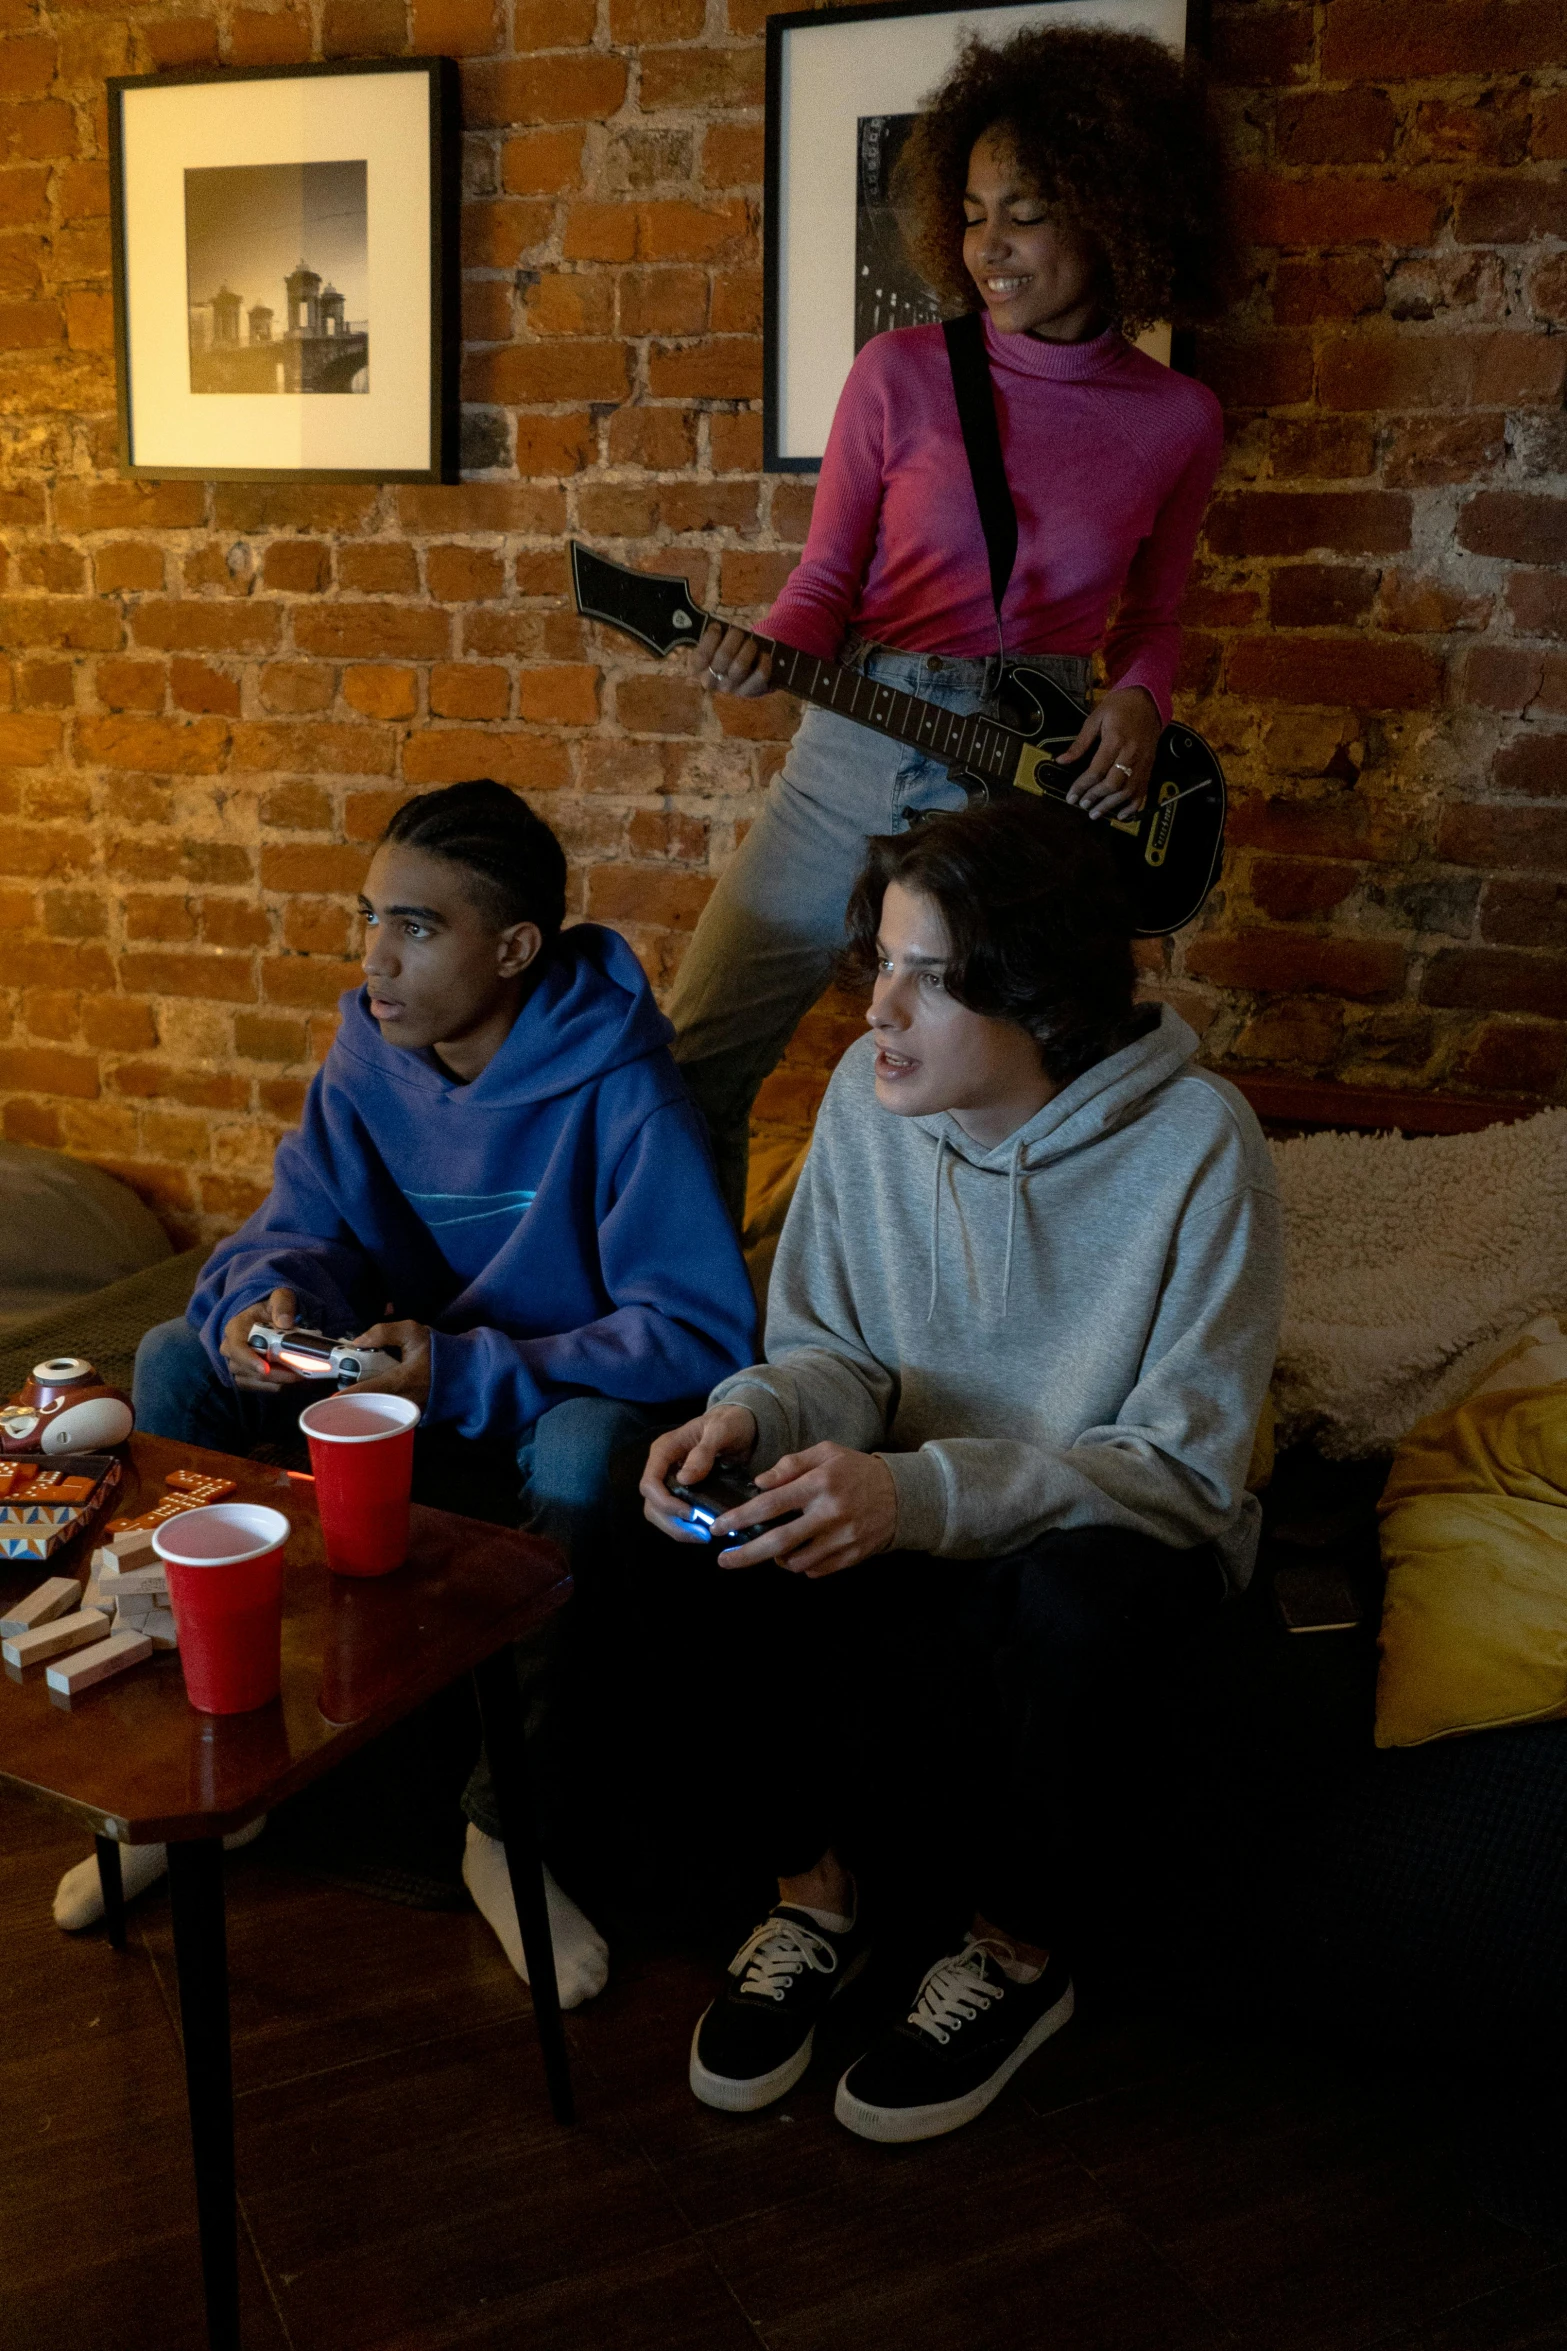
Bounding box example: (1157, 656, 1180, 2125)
(663, 1461, 803, 1546)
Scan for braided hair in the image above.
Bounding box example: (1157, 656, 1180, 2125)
(379, 781, 567, 941)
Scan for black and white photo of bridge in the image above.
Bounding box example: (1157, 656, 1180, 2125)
(185, 159, 369, 395)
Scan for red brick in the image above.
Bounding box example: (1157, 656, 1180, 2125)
(1210, 6, 1313, 86)
(262, 540, 332, 593)
(1454, 175, 1567, 244)
(117, 951, 258, 1003)
(0, 36, 57, 97)
(1384, 414, 1507, 486)
(1458, 1019, 1565, 1093)
(619, 266, 707, 337)
(627, 808, 709, 863)
(0, 166, 49, 229)
(73, 716, 229, 773)
(1206, 492, 1411, 558)
(513, 0, 594, 41)
(586, 864, 715, 931)
(1271, 256, 1384, 325)
(1480, 878, 1567, 948)
(1438, 804, 1567, 869)
(637, 198, 750, 263)
(93, 541, 163, 594)
(702, 122, 764, 188)
(214, 485, 379, 534)
(1533, 252, 1567, 326)
(1492, 734, 1567, 798)
(514, 412, 596, 475)
(232, 722, 395, 778)
(292, 606, 451, 661)
(639, 47, 764, 110)
(1535, 91, 1567, 158)
(0, 297, 62, 348)
(342, 666, 418, 720)
(609, 0, 703, 34)
(0, 597, 121, 651)
(410, 0, 499, 51)
(516, 664, 598, 725)
(396, 483, 565, 534)
(1323, 0, 1567, 76)
(0, 1045, 97, 1097)
(576, 482, 660, 537)
(259, 842, 372, 895)
(1422, 947, 1567, 1016)
(400, 731, 571, 789)
(1185, 930, 1404, 998)
(336, 542, 419, 595)
(1457, 492, 1567, 567)
(0, 712, 60, 765)
(261, 662, 335, 715)
(81, 996, 157, 1052)
(648, 338, 762, 400)
(429, 664, 510, 720)
(661, 480, 761, 535)
(234, 1012, 308, 1061)
(1227, 636, 1444, 707)
(17, 659, 72, 709)
(322, 0, 407, 55)
(142, 19, 219, 66)
(523, 272, 615, 336)
(465, 55, 627, 127)
(131, 602, 282, 656)
(614, 674, 700, 734)
(1235, 174, 1444, 249)
(1508, 571, 1567, 641)
(1269, 566, 1378, 628)
(124, 897, 194, 945)
(426, 544, 505, 602)
(170, 659, 241, 717)
(55, 481, 206, 532)
(1247, 855, 1359, 923)
(95, 658, 165, 712)
(466, 340, 631, 404)
(229, 11, 312, 64)
(1270, 418, 1377, 479)
(514, 549, 571, 598)
(560, 202, 638, 262)
(262, 782, 334, 831)
(1464, 646, 1548, 713)
(463, 199, 553, 269)
(7, 939, 112, 989)
(0, 99, 74, 163)
(1275, 88, 1398, 165)
(501, 128, 586, 194)
(261, 956, 361, 1011)
(18, 543, 81, 595)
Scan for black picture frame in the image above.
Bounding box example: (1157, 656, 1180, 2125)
(762, 0, 1199, 474)
(107, 57, 460, 484)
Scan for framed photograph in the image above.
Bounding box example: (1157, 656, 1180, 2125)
(107, 58, 460, 483)
(763, 0, 1194, 472)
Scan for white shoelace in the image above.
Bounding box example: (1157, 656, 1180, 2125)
(907, 1937, 1012, 2046)
(730, 1914, 842, 2003)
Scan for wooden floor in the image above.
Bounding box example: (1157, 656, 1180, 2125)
(3, 1789, 1562, 2351)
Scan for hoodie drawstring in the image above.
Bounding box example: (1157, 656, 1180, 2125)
(927, 1130, 947, 1321)
(1002, 1136, 1023, 1319)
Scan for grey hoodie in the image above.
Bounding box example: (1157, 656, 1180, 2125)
(711, 1008, 1283, 1588)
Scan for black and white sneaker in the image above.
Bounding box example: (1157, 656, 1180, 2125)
(690, 1904, 869, 2113)
(834, 1935, 1074, 2143)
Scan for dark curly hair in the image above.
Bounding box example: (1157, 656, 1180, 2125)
(842, 800, 1149, 1086)
(894, 25, 1234, 336)
(379, 780, 567, 940)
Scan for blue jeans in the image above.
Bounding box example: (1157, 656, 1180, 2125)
(133, 1317, 674, 1844)
(667, 643, 1095, 1219)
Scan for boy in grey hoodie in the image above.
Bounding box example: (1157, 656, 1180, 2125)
(643, 800, 1283, 2146)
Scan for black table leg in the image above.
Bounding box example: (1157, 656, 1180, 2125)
(472, 1650, 575, 2125)
(95, 1834, 126, 1952)
(167, 1838, 240, 2351)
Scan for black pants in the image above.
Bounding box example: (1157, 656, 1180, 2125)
(708, 1525, 1225, 1950)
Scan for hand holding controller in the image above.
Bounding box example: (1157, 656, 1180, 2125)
(246, 1321, 402, 1388)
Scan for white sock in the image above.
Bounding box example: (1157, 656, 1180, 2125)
(53, 1816, 267, 1932)
(461, 1824, 609, 2010)
(787, 1881, 856, 1937)
(984, 1937, 1045, 1985)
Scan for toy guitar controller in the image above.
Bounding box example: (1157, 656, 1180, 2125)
(246, 1323, 401, 1387)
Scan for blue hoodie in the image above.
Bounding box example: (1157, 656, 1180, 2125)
(190, 924, 756, 1440)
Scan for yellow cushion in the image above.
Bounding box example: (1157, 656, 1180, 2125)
(1375, 1314, 1567, 1748)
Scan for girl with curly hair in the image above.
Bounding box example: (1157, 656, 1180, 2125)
(669, 22, 1232, 1220)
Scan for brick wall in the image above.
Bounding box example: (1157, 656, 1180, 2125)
(0, 0, 1563, 1248)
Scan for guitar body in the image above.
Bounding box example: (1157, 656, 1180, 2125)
(978, 663, 1226, 937)
(569, 541, 1226, 936)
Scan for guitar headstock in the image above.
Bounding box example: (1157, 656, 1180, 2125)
(570, 542, 707, 658)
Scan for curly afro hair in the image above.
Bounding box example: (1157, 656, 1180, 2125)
(893, 25, 1234, 337)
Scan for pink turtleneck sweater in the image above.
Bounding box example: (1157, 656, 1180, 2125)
(763, 317, 1224, 721)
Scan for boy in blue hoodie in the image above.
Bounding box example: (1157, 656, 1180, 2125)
(56, 781, 756, 1994)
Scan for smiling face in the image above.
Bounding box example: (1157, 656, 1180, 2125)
(868, 882, 1058, 1149)
(359, 842, 542, 1081)
(961, 129, 1103, 343)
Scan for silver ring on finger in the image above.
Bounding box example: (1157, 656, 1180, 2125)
(1111, 759, 1134, 777)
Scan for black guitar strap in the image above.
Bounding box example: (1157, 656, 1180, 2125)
(942, 310, 1017, 646)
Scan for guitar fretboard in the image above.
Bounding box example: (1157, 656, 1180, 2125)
(728, 626, 1040, 794)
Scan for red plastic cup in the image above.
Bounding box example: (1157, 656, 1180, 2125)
(297, 1392, 419, 1578)
(153, 1504, 289, 1715)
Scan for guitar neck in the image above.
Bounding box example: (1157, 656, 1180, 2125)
(713, 621, 1034, 796)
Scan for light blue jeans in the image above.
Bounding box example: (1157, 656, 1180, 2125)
(668, 643, 1094, 1220)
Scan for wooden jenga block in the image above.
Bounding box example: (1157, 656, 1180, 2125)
(141, 1607, 179, 1650)
(97, 1563, 169, 1598)
(108, 1525, 158, 1562)
(2, 1610, 110, 1668)
(0, 1576, 84, 1637)
(45, 1629, 154, 1694)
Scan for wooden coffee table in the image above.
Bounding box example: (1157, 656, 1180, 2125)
(0, 1433, 575, 2351)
